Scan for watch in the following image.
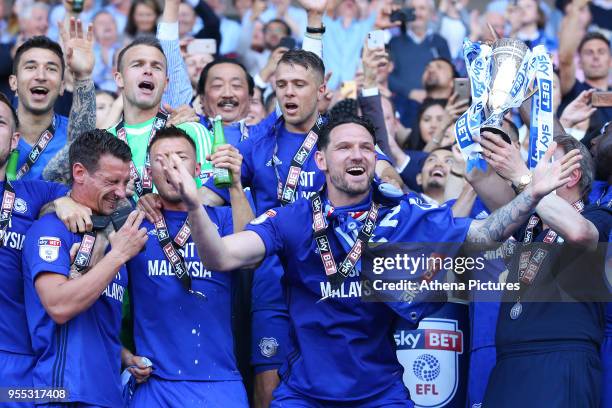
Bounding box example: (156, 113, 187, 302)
(514, 173, 532, 193)
(306, 25, 326, 34)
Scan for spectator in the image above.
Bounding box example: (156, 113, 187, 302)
(246, 85, 267, 125)
(95, 89, 116, 128)
(125, 0, 161, 39)
(178, 2, 198, 38)
(242, 0, 307, 41)
(416, 147, 455, 205)
(388, 0, 451, 99)
(18, 2, 49, 40)
(407, 99, 451, 151)
(238, 17, 291, 76)
(559, 11, 612, 125)
(176, 0, 221, 56)
(507, 0, 557, 51)
(48, 0, 99, 42)
(437, 0, 471, 60)
(186, 51, 214, 96)
(233, 0, 254, 20)
(104, 0, 130, 34)
(322, 0, 376, 90)
(204, 0, 242, 55)
(91, 10, 122, 92)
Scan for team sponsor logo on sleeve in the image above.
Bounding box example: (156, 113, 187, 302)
(259, 337, 279, 357)
(249, 209, 277, 225)
(38, 236, 61, 262)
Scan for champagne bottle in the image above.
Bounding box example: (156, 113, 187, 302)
(212, 115, 233, 188)
(6, 150, 19, 181)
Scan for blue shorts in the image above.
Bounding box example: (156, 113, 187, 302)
(0, 350, 35, 408)
(251, 309, 290, 373)
(130, 376, 248, 408)
(270, 378, 414, 408)
(484, 342, 601, 408)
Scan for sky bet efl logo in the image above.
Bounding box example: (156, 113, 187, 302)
(395, 318, 463, 408)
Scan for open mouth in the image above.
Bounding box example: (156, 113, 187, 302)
(346, 166, 366, 176)
(284, 102, 298, 114)
(30, 86, 49, 98)
(138, 81, 155, 92)
(217, 99, 238, 109)
(430, 168, 446, 178)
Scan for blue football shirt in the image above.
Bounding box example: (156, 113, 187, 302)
(22, 213, 127, 407)
(15, 114, 69, 181)
(126, 206, 242, 381)
(245, 187, 472, 400)
(0, 180, 67, 356)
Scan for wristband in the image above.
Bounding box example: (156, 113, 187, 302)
(306, 25, 325, 34)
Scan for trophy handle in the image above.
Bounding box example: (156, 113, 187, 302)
(480, 124, 512, 145)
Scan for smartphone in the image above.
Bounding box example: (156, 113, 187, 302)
(277, 37, 296, 50)
(341, 81, 357, 99)
(186, 39, 217, 55)
(454, 78, 471, 102)
(72, 0, 84, 13)
(592, 91, 612, 108)
(390, 8, 416, 23)
(367, 30, 385, 49)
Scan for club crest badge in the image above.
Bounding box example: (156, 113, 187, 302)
(259, 337, 279, 358)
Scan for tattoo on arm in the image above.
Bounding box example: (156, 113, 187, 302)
(467, 190, 537, 244)
(42, 78, 96, 184)
(68, 78, 96, 142)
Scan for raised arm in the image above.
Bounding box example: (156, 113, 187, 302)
(190, 0, 222, 45)
(64, 18, 96, 142)
(478, 131, 598, 249)
(558, 0, 588, 96)
(158, 0, 193, 108)
(466, 142, 582, 244)
(162, 153, 266, 271)
(298, 0, 326, 59)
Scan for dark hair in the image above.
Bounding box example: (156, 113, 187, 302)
(148, 125, 197, 156)
(0, 92, 19, 130)
(278, 49, 325, 83)
(264, 19, 292, 37)
(406, 98, 447, 150)
(328, 98, 358, 119)
(428, 57, 458, 79)
(554, 133, 594, 199)
(125, 0, 161, 38)
(197, 57, 254, 97)
(69, 129, 132, 179)
(13, 36, 65, 78)
(318, 114, 376, 151)
(116, 37, 166, 73)
(95, 89, 117, 99)
(578, 32, 611, 54)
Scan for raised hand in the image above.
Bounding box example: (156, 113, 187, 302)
(477, 130, 528, 183)
(164, 104, 199, 126)
(60, 17, 95, 80)
(297, 0, 328, 14)
(362, 43, 388, 89)
(55, 195, 93, 233)
(160, 153, 201, 210)
(559, 89, 596, 129)
(531, 142, 582, 200)
(108, 210, 148, 263)
(137, 193, 163, 223)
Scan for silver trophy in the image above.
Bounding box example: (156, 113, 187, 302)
(481, 38, 530, 143)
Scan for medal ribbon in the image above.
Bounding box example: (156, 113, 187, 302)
(15, 117, 56, 179)
(154, 216, 205, 299)
(0, 181, 16, 245)
(72, 232, 98, 273)
(527, 46, 554, 170)
(311, 193, 380, 287)
(115, 110, 168, 197)
(273, 116, 325, 206)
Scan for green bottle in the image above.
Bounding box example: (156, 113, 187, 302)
(5, 150, 19, 181)
(212, 115, 233, 188)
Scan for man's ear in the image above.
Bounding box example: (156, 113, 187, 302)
(565, 167, 582, 189)
(114, 70, 124, 90)
(8, 75, 17, 93)
(194, 162, 202, 179)
(416, 173, 423, 186)
(72, 162, 88, 185)
(315, 150, 327, 172)
(10, 131, 20, 151)
(317, 82, 326, 102)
